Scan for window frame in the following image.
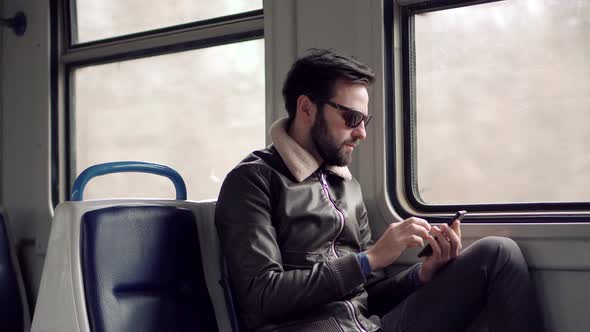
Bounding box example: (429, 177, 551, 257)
(52, 0, 264, 206)
(66, 0, 263, 47)
(385, 0, 590, 222)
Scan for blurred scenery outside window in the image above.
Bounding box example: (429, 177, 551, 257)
(74, 39, 265, 200)
(73, 0, 262, 43)
(414, 0, 590, 204)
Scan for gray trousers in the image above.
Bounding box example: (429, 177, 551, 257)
(381, 236, 544, 332)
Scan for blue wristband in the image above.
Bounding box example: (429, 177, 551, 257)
(357, 252, 372, 277)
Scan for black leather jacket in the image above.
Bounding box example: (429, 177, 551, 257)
(216, 144, 419, 331)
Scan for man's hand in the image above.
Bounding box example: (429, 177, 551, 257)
(366, 217, 431, 271)
(418, 220, 462, 283)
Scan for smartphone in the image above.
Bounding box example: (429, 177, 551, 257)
(417, 210, 467, 258)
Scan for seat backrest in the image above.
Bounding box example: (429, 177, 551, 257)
(0, 209, 30, 332)
(32, 162, 233, 332)
(33, 200, 233, 332)
(81, 205, 217, 332)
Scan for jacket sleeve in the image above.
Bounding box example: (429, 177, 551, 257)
(215, 165, 366, 327)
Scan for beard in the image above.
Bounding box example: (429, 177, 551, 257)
(311, 109, 355, 166)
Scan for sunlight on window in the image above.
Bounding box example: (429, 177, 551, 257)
(74, 0, 262, 43)
(413, 0, 590, 204)
(74, 39, 265, 200)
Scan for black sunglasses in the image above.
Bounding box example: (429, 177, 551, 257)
(322, 100, 372, 128)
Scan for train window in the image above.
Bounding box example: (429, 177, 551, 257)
(71, 0, 263, 44)
(72, 39, 265, 200)
(55, 1, 264, 204)
(402, 0, 590, 208)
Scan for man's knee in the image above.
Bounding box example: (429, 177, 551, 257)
(467, 236, 528, 271)
(472, 236, 520, 254)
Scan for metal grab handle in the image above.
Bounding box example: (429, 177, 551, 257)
(70, 161, 187, 201)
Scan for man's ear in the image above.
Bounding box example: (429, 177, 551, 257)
(295, 95, 316, 125)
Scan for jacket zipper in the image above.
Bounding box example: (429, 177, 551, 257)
(318, 171, 368, 332)
(318, 172, 344, 258)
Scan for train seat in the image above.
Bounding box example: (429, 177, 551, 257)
(0, 209, 31, 332)
(81, 205, 217, 332)
(31, 162, 232, 332)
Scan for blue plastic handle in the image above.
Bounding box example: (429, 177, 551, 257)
(70, 161, 187, 201)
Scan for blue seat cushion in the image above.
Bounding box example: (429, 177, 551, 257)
(81, 206, 218, 332)
(0, 213, 24, 332)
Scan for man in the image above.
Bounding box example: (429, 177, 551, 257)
(215, 48, 543, 331)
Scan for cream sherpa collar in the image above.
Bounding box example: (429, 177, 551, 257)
(270, 118, 352, 182)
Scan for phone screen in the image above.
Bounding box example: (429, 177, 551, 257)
(447, 210, 467, 225)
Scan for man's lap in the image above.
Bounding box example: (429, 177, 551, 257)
(381, 237, 529, 332)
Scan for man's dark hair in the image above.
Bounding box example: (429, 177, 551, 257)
(282, 48, 375, 127)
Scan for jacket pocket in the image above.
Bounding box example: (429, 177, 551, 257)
(273, 317, 344, 332)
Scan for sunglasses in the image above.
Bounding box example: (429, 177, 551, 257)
(322, 100, 372, 128)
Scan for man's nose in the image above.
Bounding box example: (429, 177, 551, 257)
(352, 121, 367, 140)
